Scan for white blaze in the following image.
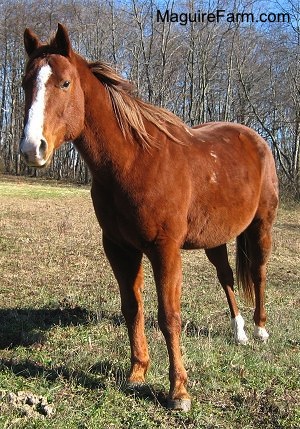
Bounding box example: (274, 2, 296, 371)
(21, 64, 52, 161)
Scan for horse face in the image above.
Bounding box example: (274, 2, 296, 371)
(20, 24, 84, 168)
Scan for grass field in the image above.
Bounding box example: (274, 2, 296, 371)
(0, 175, 299, 428)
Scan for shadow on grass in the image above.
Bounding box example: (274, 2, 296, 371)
(0, 357, 167, 407)
(0, 305, 214, 408)
(0, 306, 214, 350)
(0, 306, 94, 349)
(0, 357, 105, 389)
(0, 306, 130, 349)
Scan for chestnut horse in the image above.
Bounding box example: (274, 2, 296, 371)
(20, 24, 278, 411)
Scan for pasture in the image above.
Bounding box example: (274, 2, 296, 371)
(0, 175, 299, 428)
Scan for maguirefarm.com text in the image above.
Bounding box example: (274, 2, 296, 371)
(157, 9, 291, 25)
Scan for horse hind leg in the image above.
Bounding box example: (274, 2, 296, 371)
(205, 245, 248, 345)
(246, 218, 275, 342)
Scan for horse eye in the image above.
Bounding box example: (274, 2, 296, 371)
(61, 81, 70, 89)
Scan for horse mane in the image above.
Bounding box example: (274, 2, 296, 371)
(89, 61, 190, 148)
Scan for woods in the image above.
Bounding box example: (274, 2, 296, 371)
(0, 0, 299, 198)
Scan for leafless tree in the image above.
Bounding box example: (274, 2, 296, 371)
(0, 0, 299, 198)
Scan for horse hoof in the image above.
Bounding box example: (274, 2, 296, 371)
(167, 398, 191, 412)
(235, 334, 249, 345)
(253, 326, 269, 342)
(232, 314, 248, 345)
(125, 381, 150, 395)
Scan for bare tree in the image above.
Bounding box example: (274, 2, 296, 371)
(0, 0, 298, 198)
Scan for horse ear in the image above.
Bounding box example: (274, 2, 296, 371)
(24, 28, 41, 57)
(53, 23, 72, 57)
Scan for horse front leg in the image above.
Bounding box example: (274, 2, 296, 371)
(103, 235, 149, 384)
(147, 241, 191, 411)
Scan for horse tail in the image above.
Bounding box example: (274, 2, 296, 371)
(236, 232, 255, 306)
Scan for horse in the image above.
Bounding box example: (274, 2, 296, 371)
(20, 24, 278, 411)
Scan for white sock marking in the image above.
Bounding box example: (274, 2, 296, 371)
(21, 64, 52, 159)
(231, 314, 248, 345)
(254, 325, 269, 342)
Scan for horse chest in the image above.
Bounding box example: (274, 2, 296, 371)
(91, 183, 164, 248)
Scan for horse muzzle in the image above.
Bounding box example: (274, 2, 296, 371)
(20, 136, 49, 168)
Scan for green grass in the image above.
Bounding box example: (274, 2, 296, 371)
(0, 175, 299, 428)
(0, 176, 89, 199)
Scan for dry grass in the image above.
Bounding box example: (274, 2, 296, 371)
(0, 175, 299, 428)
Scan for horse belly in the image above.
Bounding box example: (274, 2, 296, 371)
(183, 217, 247, 249)
(183, 194, 259, 249)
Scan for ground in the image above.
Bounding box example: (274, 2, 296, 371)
(0, 175, 299, 428)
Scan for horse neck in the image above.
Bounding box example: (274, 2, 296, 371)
(74, 55, 136, 179)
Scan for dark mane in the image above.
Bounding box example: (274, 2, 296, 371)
(89, 61, 190, 148)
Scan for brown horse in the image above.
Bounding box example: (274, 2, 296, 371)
(20, 24, 278, 411)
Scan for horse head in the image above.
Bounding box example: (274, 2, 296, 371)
(20, 24, 85, 167)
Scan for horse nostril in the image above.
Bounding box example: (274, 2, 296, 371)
(39, 139, 48, 158)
